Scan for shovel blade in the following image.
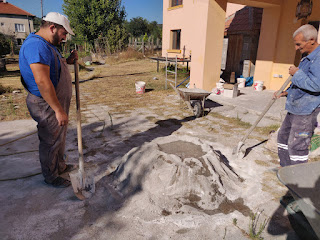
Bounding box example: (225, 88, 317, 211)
(233, 141, 244, 155)
(69, 170, 95, 200)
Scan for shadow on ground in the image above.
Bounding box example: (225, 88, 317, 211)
(0, 116, 198, 239)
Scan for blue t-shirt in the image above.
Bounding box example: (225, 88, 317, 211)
(19, 33, 62, 97)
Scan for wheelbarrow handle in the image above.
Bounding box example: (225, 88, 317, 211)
(170, 83, 194, 112)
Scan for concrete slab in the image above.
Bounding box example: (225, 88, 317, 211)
(208, 87, 287, 122)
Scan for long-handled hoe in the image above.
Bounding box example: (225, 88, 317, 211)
(232, 76, 292, 158)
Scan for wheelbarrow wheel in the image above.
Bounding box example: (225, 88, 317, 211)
(192, 101, 203, 118)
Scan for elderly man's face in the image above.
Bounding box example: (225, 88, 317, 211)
(294, 32, 315, 55)
(52, 26, 68, 46)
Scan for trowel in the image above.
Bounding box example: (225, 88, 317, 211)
(233, 75, 292, 158)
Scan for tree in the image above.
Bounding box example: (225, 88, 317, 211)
(148, 21, 162, 40)
(126, 17, 148, 38)
(33, 17, 42, 32)
(125, 17, 162, 41)
(62, 0, 127, 52)
(0, 33, 10, 57)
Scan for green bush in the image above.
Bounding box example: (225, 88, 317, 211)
(0, 33, 11, 57)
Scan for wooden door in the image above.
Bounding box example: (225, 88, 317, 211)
(225, 34, 243, 80)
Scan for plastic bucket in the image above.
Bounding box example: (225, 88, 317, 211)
(135, 81, 146, 94)
(237, 78, 246, 88)
(253, 81, 264, 91)
(216, 82, 224, 90)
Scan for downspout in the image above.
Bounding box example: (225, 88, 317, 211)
(27, 15, 31, 34)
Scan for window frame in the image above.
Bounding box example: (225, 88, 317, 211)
(15, 23, 25, 33)
(171, 0, 183, 7)
(170, 29, 181, 52)
(168, 0, 183, 10)
(17, 38, 24, 45)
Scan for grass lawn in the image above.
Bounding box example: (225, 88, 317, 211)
(0, 51, 190, 122)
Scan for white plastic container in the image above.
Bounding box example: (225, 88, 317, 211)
(253, 81, 264, 91)
(237, 78, 246, 88)
(216, 82, 224, 90)
(135, 81, 146, 94)
(224, 89, 239, 98)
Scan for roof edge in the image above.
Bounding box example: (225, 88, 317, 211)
(0, 2, 35, 17)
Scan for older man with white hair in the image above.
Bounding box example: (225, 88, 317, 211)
(275, 24, 320, 167)
(19, 12, 78, 188)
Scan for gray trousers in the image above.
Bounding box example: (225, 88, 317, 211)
(27, 94, 68, 182)
(277, 108, 320, 167)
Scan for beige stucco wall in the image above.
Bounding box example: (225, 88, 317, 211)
(254, 0, 320, 90)
(162, 0, 320, 91)
(162, 0, 228, 90)
(253, 5, 282, 90)
(0, 14, 34, 40)
(226, 3, 245, 17)
(202, 0, 227, 90)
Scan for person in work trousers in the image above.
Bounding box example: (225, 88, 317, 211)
(19, 12, 78, 187)
(275, 24, 320, 167)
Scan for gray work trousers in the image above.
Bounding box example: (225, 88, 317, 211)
(277, 107, 320, 167)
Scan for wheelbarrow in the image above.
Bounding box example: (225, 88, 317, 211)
(277, 161, 320, 240)
(170, 83, 211, 118)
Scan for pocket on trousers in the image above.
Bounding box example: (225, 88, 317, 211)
(291, 132, 311, 151)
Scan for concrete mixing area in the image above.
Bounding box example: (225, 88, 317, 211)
(0, 90, 307, 239)
(1, 59, 319, 240)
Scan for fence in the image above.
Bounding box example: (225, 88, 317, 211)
(128, 37, 162, 55)
(59, 36, 162, 58)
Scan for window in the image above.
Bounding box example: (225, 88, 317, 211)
(171, 29, 181, 50)
(15, 24, 25, 32)
(17, 38, 23, 45)
(171, 0, 183, 7)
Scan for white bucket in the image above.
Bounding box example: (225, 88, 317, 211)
(237, 78, 246, 88)
(216, 82, 224, 90)
(135, 81, 146, 94)
(253, 81, 264, 91)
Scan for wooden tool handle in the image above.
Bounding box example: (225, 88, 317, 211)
(74, 60, 84, 174)
(240, 76, 292, 143)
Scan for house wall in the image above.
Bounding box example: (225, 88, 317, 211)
(226, 3, 245, 17)
(253, 5, 281, 89)
(0, 14, 34, 41)
(254, 0, 320, 90)
(162, 1, 241, 60)
(162, 0, 228, 90)
(162, 0, 320, 91)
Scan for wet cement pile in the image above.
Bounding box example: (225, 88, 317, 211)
(111, 135, 250, 218)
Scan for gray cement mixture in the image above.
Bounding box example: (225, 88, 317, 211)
(0, 93, 307, 240)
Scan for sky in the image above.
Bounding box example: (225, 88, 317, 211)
(8, 0, 163, 23)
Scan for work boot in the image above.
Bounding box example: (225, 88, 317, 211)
(44, 176, 71, 188)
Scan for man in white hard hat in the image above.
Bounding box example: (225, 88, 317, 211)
(19, 12, 78, 188)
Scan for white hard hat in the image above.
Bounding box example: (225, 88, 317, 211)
(43, 12, 75, 35)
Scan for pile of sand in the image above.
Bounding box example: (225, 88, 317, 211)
(111, 135, 249, 217)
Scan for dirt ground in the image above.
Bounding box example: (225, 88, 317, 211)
(0, 58, 308, 239)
